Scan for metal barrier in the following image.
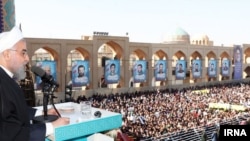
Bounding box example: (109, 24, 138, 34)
(140, 114, 250, 141)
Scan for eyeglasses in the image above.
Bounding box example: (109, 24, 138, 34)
(9, 49, 28, 57)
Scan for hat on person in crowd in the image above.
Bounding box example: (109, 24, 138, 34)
(0, 26, 23, 53)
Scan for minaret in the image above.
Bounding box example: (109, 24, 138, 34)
(0, 0, 16, 33)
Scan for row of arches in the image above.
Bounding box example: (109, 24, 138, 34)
(24, 37, 250, 96)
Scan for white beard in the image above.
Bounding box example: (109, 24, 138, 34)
(14, 66, 26, 80)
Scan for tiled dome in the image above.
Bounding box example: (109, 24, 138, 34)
(163, 27, 190, 44)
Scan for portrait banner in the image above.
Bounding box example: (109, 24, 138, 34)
(176, 60, 186, 80)
(104, 60, 120, 84)
(72, 60, 89, 87)
(208, 60, 217, 77)
(35, 61, 57, 90)
(234, 45, 242, 80)
(221, 59, 230, 76)
(192, 60, 202, 79)
(133, 60, 147, 83)
(154, 60, 167, 81)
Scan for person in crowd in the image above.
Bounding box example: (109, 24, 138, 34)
(87, 81, 250, 140)
(0, 26, 69, 141)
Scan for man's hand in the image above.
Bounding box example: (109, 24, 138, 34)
(47, 108, 59, 116)
(52, 117, 70, 128)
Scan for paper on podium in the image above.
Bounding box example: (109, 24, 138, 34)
(87, 133, 114, 141)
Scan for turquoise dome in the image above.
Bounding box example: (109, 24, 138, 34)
(169, 27, 190, 44)
(173, 27, 189, 36)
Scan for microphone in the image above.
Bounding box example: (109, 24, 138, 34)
(31, 66, 59, 87)
(31, 65, 60, 123)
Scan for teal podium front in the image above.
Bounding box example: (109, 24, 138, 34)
(34, 102, 122, 141)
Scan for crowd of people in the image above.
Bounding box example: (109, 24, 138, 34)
(77, 81, 250, 140)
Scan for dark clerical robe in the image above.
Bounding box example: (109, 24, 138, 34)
(0, 67, 46, 141)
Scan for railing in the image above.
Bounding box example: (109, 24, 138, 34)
(139, 114, 250, 141)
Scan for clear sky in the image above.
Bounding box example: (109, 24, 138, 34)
(15, 0, 250, 46)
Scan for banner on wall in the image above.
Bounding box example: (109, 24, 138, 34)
(192, 60, 202, 79)
(72, 60, 89, 87)
(35, 61, 57, 90)
(154, 60, 167, 81)
(104, 60, 120, 84)
(234, 45, 242, 80)
(221, 59, 230, 76)
(208, 60, 217, 77)
(133, 60, 147, 83)
(176, 60, 186, 80)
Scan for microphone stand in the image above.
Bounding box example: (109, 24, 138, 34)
(50, 85, 61, 118)
(33, 82, 61, 124)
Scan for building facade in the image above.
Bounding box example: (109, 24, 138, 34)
(25, 27, 250, 103)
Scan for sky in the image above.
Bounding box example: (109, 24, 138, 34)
(15, 0, 250, 46)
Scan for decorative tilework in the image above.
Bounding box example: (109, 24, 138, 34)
(1, 0, 15, 32)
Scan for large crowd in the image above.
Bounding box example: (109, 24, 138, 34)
(76, 82, 250, 140)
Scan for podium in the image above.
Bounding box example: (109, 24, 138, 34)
(34, 102, 122, 141)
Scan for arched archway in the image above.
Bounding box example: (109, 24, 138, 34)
(206, 51, 217, 82)
(152, 50, 168, 87)
(172, 50, 187, 85)
(190, 51, 202, 83)
(66, 47, 92, 90)
(97, 41, 124, 88)
(32, 47, 59, 90)
(129, 49, 147, 88)
(220, 51, 230, 81)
